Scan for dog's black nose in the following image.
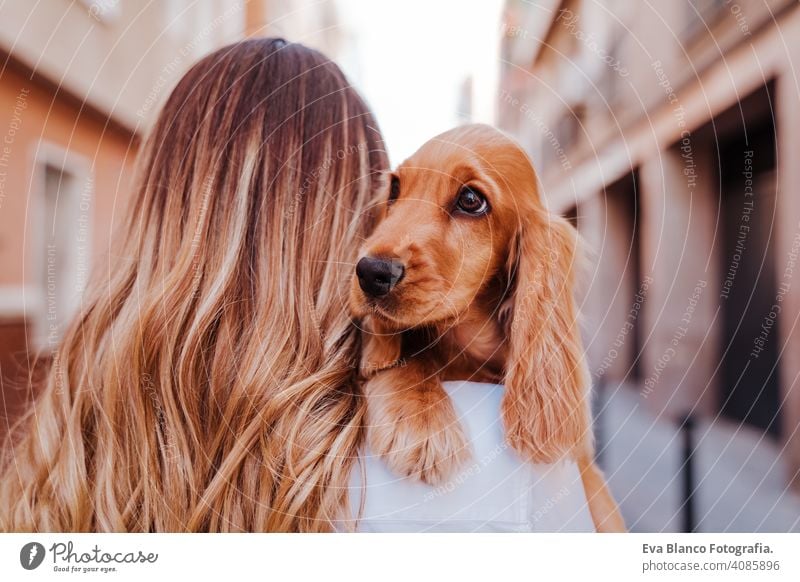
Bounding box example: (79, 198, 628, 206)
(356, 256, 405, 297)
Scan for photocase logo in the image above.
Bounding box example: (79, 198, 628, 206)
(20, 542, 46, 570)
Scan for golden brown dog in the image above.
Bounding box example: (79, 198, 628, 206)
(350, 124, 625, 532)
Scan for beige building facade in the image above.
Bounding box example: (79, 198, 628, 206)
(498, 0, 800, 488)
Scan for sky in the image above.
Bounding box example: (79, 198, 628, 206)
(334, 0, 504, 165)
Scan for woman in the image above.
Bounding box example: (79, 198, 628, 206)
(0, 38, 595, 532)
(1, 38, 387, 532)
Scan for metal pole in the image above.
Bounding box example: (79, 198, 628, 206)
(593, 377, 607, 468)
(680, 412, 696, 533)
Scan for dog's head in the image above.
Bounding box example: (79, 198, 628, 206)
(350, 123, 591, 463)
(349, 124, 534, 327)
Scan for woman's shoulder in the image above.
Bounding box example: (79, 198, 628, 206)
(341, 380, 596, 532)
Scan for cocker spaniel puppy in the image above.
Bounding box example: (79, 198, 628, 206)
(350, 124, 625, 532)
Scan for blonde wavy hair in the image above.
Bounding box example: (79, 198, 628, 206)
(0, 38, 388, 532)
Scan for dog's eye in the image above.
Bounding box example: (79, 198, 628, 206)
(388, 175, 400, 205)
(455, 186, 489, 215)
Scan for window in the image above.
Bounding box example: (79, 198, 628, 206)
(31, 146, 92, 351)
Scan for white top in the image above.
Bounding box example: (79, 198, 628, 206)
(340, 380, 595, 532)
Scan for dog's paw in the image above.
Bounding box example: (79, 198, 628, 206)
(367, 389, 472, 486)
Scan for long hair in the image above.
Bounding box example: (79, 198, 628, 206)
(0, 38, 388, 532)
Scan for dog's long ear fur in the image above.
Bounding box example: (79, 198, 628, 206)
(501, 212, 592, 463)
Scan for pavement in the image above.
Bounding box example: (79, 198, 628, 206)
(595, 383, 800, 532)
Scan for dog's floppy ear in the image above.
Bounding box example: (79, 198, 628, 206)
(501, 212, 591, 463)
(358, 314, 403, 379)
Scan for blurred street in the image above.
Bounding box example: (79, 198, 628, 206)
(601, 383, 800, 532)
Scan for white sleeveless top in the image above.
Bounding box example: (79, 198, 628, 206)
(339, 380, 595, 532)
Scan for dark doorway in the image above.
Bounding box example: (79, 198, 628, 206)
(603, 170, 643, 381)
(717, 84, 781, 436)
(564, 204, 579, 229)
